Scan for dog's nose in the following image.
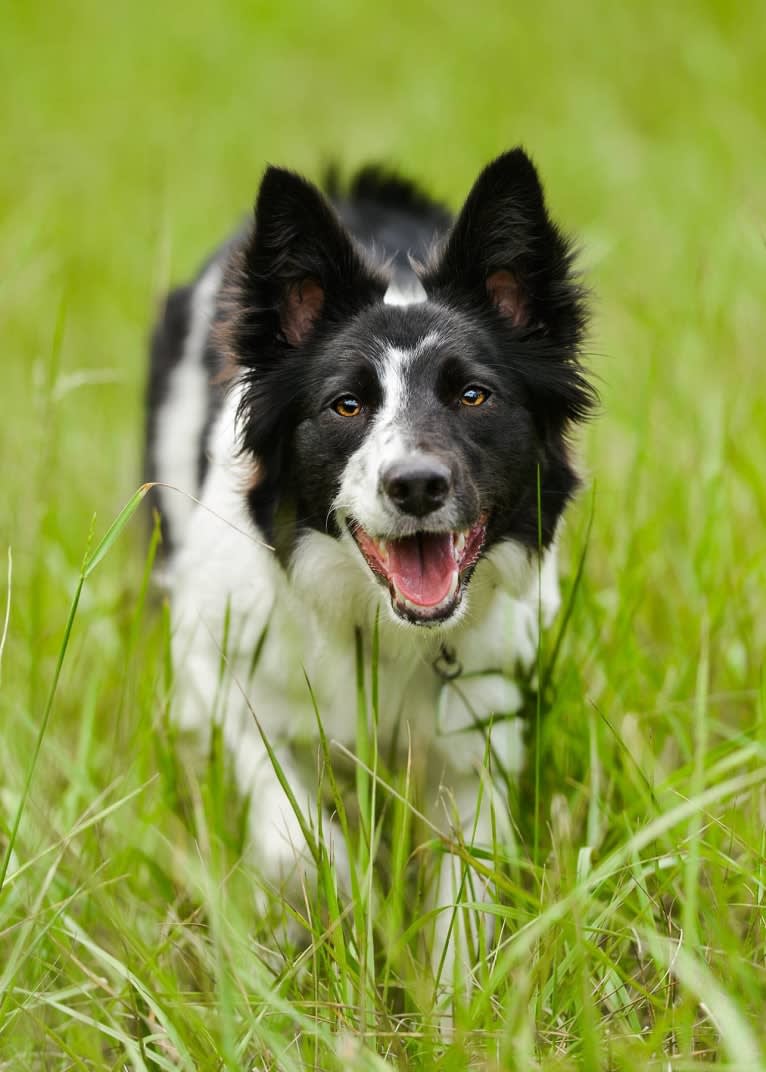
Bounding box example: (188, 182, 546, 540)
(382, 457, 451, 517)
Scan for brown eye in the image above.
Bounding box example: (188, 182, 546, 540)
(332, 395, 362, 417)
(460, 386, 489, 407)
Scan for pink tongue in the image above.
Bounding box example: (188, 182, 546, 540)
(387, 533, 457, 606)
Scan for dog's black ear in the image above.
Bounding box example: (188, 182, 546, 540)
(423, 148, 584, 343)
(218, 169, 383, 538)
(232, 167, 383, 352)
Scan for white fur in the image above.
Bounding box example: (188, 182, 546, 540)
(153, 262, 223, 543)
(383, 274, 427, 306)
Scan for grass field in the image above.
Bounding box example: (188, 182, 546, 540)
(2, 1, 766, 1068)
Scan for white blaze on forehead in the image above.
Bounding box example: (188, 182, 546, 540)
(383, 274, 427, 307)
(333, 330, 443, 533)
(379, 330, 440, 424)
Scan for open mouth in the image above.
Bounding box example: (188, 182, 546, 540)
(348, 518, 487, 624)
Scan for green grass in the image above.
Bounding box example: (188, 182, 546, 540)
(2, 0, 766, 1067)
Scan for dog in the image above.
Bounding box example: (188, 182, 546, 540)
(145, 147, 593, 965)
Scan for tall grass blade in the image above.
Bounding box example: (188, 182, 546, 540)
(540, 482, 596, 696)
(1, 486, 152, 893)
(683, 614, 710, 950)
(646, 934, 763, 1068)
(0, 547, 11, 686)
(82, 484, 151, 578)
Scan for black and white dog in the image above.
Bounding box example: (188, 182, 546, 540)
(145, 147, 592, 943)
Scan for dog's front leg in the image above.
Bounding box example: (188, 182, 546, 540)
(431, 672, 525, 993)
(231, 719, 350, 909)
(172, 613, 350, 916)
(433, 769, 510, 996)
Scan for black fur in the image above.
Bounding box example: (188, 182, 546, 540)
(326, 163, 452, 271)
(220, 167, 387, 538)
(221, 148, 594, 554)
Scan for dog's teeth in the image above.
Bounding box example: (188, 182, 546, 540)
(453, 532, 466, 558)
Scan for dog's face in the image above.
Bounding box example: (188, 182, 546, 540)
(222, 149, 593, 626)
(288, 302, 545, 624)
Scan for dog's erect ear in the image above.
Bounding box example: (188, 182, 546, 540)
(423, 148, 583, 340)
(233, 167, 383, 352)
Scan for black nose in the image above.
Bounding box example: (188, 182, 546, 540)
(382, 457, 452, 517)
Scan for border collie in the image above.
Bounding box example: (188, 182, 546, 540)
(145, 147, 593, 954)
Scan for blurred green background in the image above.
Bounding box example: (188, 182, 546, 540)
(2, 2, 766, 1065)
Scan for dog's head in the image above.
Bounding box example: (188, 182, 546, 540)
(220, 149, 594, 627)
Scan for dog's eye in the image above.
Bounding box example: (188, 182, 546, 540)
(460, 386, 490, 407)
(332, 395, 362, 417)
